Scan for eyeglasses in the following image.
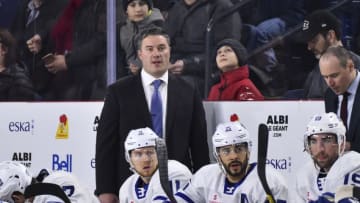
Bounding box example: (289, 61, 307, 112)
(131, 148, 157, 160)
(308, 134, 337, 147)
(217, 144, 248, 156)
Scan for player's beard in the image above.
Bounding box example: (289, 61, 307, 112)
(313, 152, 338, 171)
(224, 158, 249, 179)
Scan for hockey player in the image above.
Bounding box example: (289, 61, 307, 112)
(0, 161, 33, 203)
(294, 112, 360, 202)
(0, 161, 99, 203)
(119, 127, 192, 202)
(172, 121, 287, 202)
(31, 170, 99, 203)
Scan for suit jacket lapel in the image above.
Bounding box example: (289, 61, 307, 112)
(327, 89, 338, 113)
(349, 79, 360, 137)
(132, 75, 152, 126)
(166, 75, 178, 136)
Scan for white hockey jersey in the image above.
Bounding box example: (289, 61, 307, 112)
(32, 171, 99, 203)
(119, 160, 192, 203)
(294, 151, 360, 202)
(174, 162, 287, 203)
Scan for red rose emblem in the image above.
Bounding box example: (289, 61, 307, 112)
(60, 114, 67, 124)
(230, 114, 239, 122)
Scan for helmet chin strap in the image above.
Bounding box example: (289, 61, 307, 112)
(214, 151, 227, 176)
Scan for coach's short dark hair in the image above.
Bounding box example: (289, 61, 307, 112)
(136, 27, 170, 50)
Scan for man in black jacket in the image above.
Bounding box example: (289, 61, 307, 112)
(320, 46, 360, 153)
(95, 27, 210, 203)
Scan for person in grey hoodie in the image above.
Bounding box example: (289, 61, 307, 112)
(119, 0, 164, 76)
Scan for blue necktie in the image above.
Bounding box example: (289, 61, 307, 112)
(151, 80, 163, 137)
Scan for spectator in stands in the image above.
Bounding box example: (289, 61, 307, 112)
(10, 0, 68, 100)
(164, 0, 242, 97)
(95, 27, 209, 203)
(27, 0, 107, 100)
(0, 28, 36, 101)
(303, 0, 360, 54)
(301, 9, 360, 99)
(208, 38, 264, 101)
(238, 0, 304, 44)
(119, 0, 164, 76)
(320, 46, 360, 153)
(238, 0, 305, 97)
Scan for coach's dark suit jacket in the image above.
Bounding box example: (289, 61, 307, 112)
(324, 78, 360, 152)
(95, 73, 210, 195)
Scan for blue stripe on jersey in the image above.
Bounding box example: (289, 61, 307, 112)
(175, 180, 181, 191)
(152, 195, 169, 200)
(175, 192, 195, 203)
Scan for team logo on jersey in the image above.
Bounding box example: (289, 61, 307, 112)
(224, 180, 241, 195)
(225, 186, 235, 194)
(12, 152, 32, 167)
(56, 114, 69, 139)
(62, 185, 75, 197)
(8, 119, 35, 135)
(135, 187, 147, 199)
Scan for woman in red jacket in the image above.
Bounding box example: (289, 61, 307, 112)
(208, 38, 264, 101)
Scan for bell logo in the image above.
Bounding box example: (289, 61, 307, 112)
(52, 154, 72, 172)
(56, 114, 69, 139)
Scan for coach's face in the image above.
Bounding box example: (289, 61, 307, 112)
(138, 35, 170, 78)
(319, 55, 355, 95)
